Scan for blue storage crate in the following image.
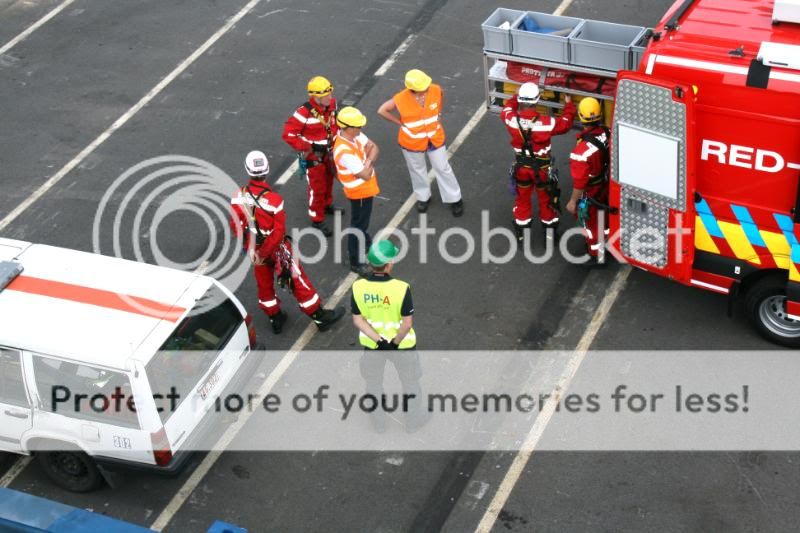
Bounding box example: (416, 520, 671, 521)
(510, 12, 583, 62)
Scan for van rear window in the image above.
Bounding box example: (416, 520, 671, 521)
(147, 284, 243, 422)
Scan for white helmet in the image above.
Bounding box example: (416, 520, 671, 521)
(518, 83, 540, 105)
(245, 150, 270, 177)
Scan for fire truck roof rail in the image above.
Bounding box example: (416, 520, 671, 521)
(0, 261, 23, 293)
(665, 0, 697, 31)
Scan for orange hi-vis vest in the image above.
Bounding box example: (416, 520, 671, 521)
(393, 83, 445, 151)
(333, 133, 380, 200)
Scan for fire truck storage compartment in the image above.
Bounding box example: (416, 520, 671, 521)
(482, 8, 525, 54)
(482, 48, 618, 115)
(509, 12, 584, 62)
(482, 11, 649, 114)
(569, 20, 648, 71)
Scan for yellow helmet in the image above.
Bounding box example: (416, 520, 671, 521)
(337, 106, 367, 128)
(578, 97, 602, 123)
(404, 69, 432, 92)
(307, 75, 333, 97)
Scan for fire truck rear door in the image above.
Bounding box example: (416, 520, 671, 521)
(611, 72, 696, 282)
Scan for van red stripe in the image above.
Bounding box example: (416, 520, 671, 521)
(6, 275, 186, 322)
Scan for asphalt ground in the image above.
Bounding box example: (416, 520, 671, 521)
(1, 0, 797, 532)
(0, 0, 61, 45)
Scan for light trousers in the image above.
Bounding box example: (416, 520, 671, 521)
(401, 145, 462, 203)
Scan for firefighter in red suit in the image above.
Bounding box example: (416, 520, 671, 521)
(230, 151, 344, 334)
(566, 97, 610, 266)
(501, 82, 575, 241)
(281, 75, 342, 237)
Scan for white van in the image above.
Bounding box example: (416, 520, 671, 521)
(0, 238, 259, 491)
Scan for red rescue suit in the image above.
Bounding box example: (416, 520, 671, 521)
(569, 125, 610, 256)
(282, 98, 338, 223)
(501, 95, 575, 227)
(230, 179, 321, 317)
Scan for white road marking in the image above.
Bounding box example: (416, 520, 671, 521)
(474, 266, 632, 533)
(552, 0, 573, 16)
(275, 160, 299, 185)
(0, 0, 76, 57)
(149, 102, 487, 531)
(0, 456, 33, 488)
(474, 0, 625, 522)
(374, 33, 417, 76)
(0, 0, 270, 233)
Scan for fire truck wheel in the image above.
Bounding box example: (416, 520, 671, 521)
(36, 450, 104, 492)
(745, 275, 800, 347)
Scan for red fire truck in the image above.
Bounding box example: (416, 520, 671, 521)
(484, 0, 800, 346)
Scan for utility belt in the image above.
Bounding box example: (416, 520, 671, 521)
(514, 153, 550, 170)
(586, 171, 608, 187)
(515, 178, 553, 191)
(513, 154, 551, 189)
(298, 145, 331, 171)
(509, 156, 562, 212)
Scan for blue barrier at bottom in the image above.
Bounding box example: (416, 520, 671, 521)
(0, 487, 152, 532)
(207, 521, 247, 533)
(0, 488, 247, 533)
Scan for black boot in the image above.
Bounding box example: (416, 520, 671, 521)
(311, 306, 345, 332)
(269, 310, 288, 334)
(513, 222, 530, 243)
(311, 221, 333, 237)
(541, 222, 559, 244)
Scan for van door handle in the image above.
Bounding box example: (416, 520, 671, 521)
(5, 410, 29, 419)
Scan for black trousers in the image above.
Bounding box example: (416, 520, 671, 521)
(348, 196, 373, 267)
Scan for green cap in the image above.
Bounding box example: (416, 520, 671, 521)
(367, 240, 399, 266)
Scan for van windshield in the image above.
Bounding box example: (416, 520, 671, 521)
(146, 284, 243, 422)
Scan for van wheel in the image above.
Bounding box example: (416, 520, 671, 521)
(745, 275, 800, 347)
(36, 451, 104, 492)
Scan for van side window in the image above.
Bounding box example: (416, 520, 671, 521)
(31, 356, 140, 430)
(0, 349, 28, 408)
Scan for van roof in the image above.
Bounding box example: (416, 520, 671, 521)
(648, 0, 800, 95)
(0, 239, 212, 370)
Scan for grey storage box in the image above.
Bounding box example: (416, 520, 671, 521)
(569, 20, 647, 71)
(482, 8, 525, 54)
(629, 28, 652, 69)
(511, 12, 583, 62)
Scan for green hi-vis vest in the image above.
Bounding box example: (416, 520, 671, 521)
(353, 278, 416, 349)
